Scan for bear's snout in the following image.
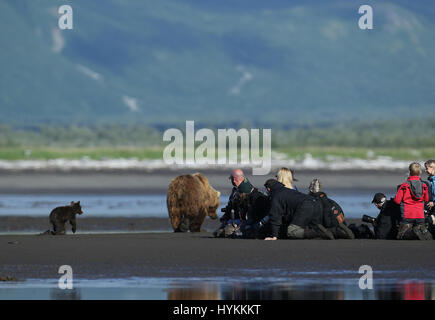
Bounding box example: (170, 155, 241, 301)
(209, 212, 218, 220)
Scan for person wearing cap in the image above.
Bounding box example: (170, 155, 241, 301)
(263, 179, 334, 240)
(276, 167, 298, 191)
(394, 162, 432, 240)
(370, 192, 401, 239)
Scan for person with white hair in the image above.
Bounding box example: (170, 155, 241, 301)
(214, 169, 268, 238)
(263, 179, 334, 240)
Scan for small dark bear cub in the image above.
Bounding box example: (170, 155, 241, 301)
(46, 201, 83, 235)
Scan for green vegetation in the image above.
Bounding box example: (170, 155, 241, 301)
(0, 124, 162, 148)
(272, 118, 435, 148)
(275, 147, 435, 161)
(0, 146, 431, 161)
(0, 147, 163, 161)
(0, 120, 433, 161)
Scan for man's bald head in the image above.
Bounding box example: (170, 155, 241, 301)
(231, 169, 244, 178)
(230, 169, 245, 187)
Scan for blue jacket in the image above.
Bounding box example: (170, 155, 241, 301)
(428, 176, 435, 202)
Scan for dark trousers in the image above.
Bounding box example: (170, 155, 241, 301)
(402, 218, 424, 225)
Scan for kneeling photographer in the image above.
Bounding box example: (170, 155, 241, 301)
(350, 193, 401, 239)
(370, 193, 401, 239)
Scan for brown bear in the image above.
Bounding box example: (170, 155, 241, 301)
(167, 173, 220, 232)
(39, 201, 83, 235)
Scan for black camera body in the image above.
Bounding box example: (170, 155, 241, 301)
(362, 214, 377, 225)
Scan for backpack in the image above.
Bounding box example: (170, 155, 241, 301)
(314, 192, 345, 228)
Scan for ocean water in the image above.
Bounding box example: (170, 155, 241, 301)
(0, 192, 384, 219)
(0, 275, 434, 300)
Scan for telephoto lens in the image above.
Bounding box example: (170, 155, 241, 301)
(362, 215, 377, 224)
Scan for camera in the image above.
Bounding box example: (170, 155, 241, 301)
(362, 215, 377, 225)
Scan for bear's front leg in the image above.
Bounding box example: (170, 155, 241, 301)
(189, 212, 206, 232)
(170, 210, 182, 232)
(70, 219, 77, 233)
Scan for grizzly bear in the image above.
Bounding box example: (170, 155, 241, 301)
(167, 173, 220, 232)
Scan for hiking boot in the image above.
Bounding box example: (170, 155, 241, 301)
(213, 222, 226, 238)
(348, 224, 375, 239)
(413, 225, 433, 241)
(332, 223, 355, 239)
(213, 227, 225, 238)
(312, 224, 335, 240)
(224, 223, 241, 238)
(397, 223, 414, 240)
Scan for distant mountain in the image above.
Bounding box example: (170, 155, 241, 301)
(1, 0, 435, 127)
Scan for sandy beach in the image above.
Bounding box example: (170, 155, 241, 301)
(1, 230, 435, 280)
(0, 169, 432, 283)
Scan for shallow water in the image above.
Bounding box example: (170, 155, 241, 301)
(0, 275, 434, 300)
(0, 191, 384, 219)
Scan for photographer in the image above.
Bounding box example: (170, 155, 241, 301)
(369, 193, 401, 239)
(349, 192, 401, 239)
(424, 160, 435, 214)
(214, 169, 268, 238)
(308, 178, 355, 239)
(263, 179, 334, 240)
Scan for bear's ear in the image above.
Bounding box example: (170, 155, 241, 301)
(70, 201, 75, 206)
(77, 201, 80, 205)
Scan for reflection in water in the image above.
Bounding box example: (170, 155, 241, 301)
(219, 282, 346, 300)
(167, 282, 220, 300)
(166, 280, 434, 300)
(50, 288, 82, 300)
(0, 193, 376, 219)
(376, 280, 431, 300)
(1, 278, 435, 300)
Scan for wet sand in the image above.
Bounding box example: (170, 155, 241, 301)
(0, 169, 428, 282)
(0, 216, 364, 233)
(1, 229, 435, 280)
(0, 216, 178, 233)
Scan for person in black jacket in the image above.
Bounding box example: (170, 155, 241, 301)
(263, 179, 334, 240)
(372, 193, 401, 239)
(348, 193, 401, 239)
(238, 187, 270, 239)
(308, 179, 355, 239)
(214, 169, 269, 238)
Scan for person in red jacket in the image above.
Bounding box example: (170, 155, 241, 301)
(394, 162, 432, 240)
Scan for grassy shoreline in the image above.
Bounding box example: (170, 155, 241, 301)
(0, 147, 433, 161)
(275, 147, 435, 161)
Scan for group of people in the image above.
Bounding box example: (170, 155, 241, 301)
(213, 160, 435, 241)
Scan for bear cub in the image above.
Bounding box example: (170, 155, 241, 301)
(44, 201, 83, 235)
